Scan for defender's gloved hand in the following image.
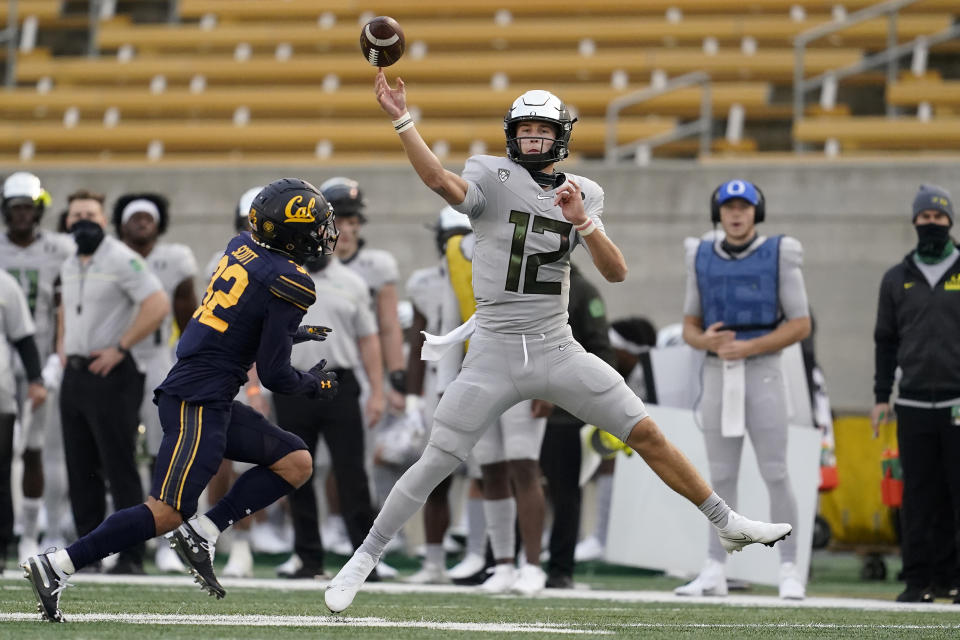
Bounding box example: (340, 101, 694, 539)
(294, 325, 333, 344)
(308, 359, 339, 399)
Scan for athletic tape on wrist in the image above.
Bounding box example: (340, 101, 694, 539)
(576, 218, 597, 236)
(392, 112, 414, 134)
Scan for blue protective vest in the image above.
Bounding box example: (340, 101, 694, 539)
(695, 236, 782, 340)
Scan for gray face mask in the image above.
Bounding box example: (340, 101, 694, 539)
(71, 219, 105, 255)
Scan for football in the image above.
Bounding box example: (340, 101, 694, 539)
(359, 16, 405, 67)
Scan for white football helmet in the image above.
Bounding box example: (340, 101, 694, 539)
(2, 171, 50, 222)
(503, 90, 577, 169)
(235, 185, 264, 232)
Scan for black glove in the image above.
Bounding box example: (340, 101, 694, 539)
(308, 359, 339, 400)
(294, 325, 333, 344)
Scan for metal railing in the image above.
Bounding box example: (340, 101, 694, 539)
(604, 71, 711, 165)
(792, 0, 922, 151)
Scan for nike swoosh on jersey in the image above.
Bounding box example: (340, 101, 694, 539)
(559, 342, 570, 351)
(536, 193, 551, 200)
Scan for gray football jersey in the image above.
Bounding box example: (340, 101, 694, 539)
(344, 246, 399, 299)
(0, 268, 36, 413)
(452, 155, 605, 334)
(406, 264, 446, 336)
(0, 230, 74, 358)
(132, 241, 198, 361)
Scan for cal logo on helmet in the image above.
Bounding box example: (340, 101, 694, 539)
(285, 195, 316, 223)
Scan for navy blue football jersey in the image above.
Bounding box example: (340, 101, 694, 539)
(159, 232, 319, 402)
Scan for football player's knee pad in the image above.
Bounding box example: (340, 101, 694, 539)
(432, 381, 499, 436)
(428, 417, 485, 463)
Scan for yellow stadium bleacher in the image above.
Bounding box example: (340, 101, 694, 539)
(95, 14, 953, 54)
(794, 116, 960, 150)
(176, 0, 959, 21)
(887, 79, 960, 113)
(0, 117, 677, 156)
(0, 82, 774, 121)
(13, 47, 866, 87)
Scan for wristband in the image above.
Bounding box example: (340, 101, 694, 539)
(116, 342, 130, 356)
(246, 385, 262, 397)
(388, 369, 407, 394)
(576, 218, 597, 236)
(392, 112, 414, 134)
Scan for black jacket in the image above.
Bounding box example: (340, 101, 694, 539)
(874, 247, 960, 404)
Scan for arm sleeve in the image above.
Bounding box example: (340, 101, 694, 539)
(873, 269, 899, 404)
(778, 237, 810, 320)
(13, 335, 42, 381)
(681, 237, 703, 317)
(450, 157, 487, 219)
(255, 296, 320, 397)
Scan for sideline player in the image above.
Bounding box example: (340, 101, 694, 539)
(0, 172, 73, 562)
(324, 73, 792, 612)
(114, 192, 198, 573)
(21, 179, 340, 622)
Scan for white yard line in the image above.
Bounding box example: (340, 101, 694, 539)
(0, 612, 610, 633)
(3, 570, 960, 613)
(0, 612, 958, 633)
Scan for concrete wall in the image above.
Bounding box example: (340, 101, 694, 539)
(8, 158, 959, 411)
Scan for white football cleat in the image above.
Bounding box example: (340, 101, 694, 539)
(222, 538, 254, 578)
(779, 562, 806, 600)
(511, 564, 546, 596)
(276, 553, 302, 577)
(325, 551, 377, 613)
(573, 536, 604, 562)
(154, 541, 187, 574)
(674, 559, 728, 596)
(717, 511, 792, 554)
(375, 559, 398, 580)
(479, 564, 517, 594)
(404, 561, 449, 585)
(446, 552, 486, 580)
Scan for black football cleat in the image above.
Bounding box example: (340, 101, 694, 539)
(21, 554, 71, 622)
(170, 522, 226, 599)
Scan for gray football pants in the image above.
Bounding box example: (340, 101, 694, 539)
(700, 353, 798, 563)
(371, 324, 648, 543)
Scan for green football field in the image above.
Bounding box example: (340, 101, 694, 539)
(2, 551, 958, 639)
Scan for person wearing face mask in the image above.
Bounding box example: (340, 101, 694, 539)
(873, 183, 960, 604)
(56, 189, 169, 575)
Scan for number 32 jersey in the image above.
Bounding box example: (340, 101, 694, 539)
(451, 155, 606, 335)
(159, 232, 319, 403)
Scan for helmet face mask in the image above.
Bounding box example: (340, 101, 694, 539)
(249, 178, 338, 265)
(504, 90, 576, 171)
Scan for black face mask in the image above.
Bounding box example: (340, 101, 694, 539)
(304, 253, 330, 273)
(915, 223, 952, 260)
(71, 219, 105, 255)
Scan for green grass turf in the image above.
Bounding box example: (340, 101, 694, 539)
(1, 550, 957, 639)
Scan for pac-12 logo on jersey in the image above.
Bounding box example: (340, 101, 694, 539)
(498, 168, 510, 183)
(284, 196, 316, 223)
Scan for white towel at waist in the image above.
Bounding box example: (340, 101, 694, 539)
(421, 314, 477, 362)
(721, 358, 746, 438)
